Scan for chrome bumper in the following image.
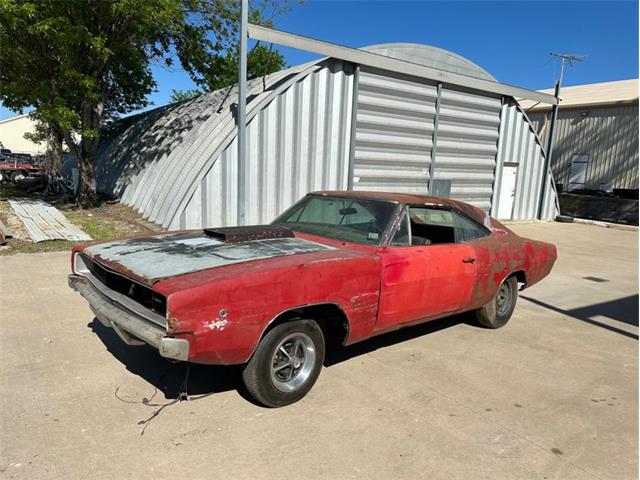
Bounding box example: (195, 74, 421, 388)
(68, 273, 189, 361)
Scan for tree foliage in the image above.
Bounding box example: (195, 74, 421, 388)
(169, 88, 203, 103)
(0, 0, 296, 206)
(172, 42, 286, 102)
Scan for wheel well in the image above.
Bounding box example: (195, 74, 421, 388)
(264, 303, 350, 347)
(511, 270, 527, 289)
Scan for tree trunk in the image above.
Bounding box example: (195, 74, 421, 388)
(46, 129, 64, 175)
(68, 99, 103, 207)
(76, 142, 98, 207)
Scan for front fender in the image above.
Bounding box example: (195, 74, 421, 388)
(158, 253, 381, 365)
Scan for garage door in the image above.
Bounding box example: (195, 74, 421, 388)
(352, 68, 438, 193)
(434, 87, 501, 211)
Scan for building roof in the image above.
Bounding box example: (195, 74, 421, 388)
(0, 113, 31, 124)
(249, 25, 557, 105)
(519, 79, 639, 111)
(362, 43, 496, 81)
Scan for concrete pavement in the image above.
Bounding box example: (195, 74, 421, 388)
(1, 222, 637, 479)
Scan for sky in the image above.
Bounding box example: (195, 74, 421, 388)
(1, 0, 638, 121)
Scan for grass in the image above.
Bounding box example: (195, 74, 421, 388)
(0, 239, 73, 256)
(64, 210, 122, 240)
(0, 183, 159, 256)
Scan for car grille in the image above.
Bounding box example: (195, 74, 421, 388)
(80, 254, 167, 317)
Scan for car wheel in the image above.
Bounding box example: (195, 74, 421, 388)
(475, 276, 518, 329)
(242, 319, 325, 407)
(0, 171, 5, 183)
(11, 170, 27, 183)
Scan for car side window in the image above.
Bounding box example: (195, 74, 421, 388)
(389, 206, 489, 247)
(408, 207, 455, 245)
(451, 211, 490, 242)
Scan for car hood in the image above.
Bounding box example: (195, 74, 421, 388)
(82, 231, 336, 286)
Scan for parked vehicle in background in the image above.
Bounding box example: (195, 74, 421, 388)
(68, 191, 557, 407)
(0, 149, 44, 184)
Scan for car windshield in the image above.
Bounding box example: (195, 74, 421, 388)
(272, 195, 397, 246)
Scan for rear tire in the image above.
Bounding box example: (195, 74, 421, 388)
(243, 319, 325, 407)
(475, 276, 518, 329)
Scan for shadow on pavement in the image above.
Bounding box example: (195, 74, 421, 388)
(89, 319, 245, 401)
(324, 314, 467, 366)
(521, 294, 639, 340)
(89, 312, 471, 402)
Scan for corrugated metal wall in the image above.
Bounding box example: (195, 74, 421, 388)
(178, 61, 355, 229)
(96, 62, 318, 227)
(96, 49, 561, 228)
(434, 87, 501, 211)
(492, 100, 559, 220)
(528, 103, 639, 190)
(352, 67, 437, 193)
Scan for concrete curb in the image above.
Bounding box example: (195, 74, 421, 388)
(569, 217, 638, 231)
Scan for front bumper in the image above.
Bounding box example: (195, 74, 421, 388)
(68, 273, 189, 361)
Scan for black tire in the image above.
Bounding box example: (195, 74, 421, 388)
(475, 276, 518, 329)
(11, 170, 28, 183)
(243, 319, 325, 407)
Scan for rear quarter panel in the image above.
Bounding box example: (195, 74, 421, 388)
(469, 227, 557, 309)
(154, 249, 381, 365)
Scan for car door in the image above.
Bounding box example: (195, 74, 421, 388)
(375, 206, 487, 331)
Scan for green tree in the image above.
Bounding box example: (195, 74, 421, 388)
(169, 89, 203, 103)
(171, 43, 286, 102)
(206, 43, 286, 91)
(0, 0, 295, 206)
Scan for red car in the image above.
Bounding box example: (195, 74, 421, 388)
(69, 191, 556, 407)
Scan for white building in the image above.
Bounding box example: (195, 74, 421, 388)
(0, 114, 46, 155)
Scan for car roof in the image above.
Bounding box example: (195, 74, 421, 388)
(310, 190, 491, 226)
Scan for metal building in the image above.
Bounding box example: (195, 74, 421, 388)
(96, 41, 559, 229)
(522, 79, 639, 192)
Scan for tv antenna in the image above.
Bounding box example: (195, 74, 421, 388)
(537, 52, 585, 219)
(549, 52, 586, 85)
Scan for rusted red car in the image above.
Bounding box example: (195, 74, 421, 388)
(69, 191, 556, 407)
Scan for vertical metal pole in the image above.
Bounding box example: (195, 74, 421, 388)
(346, 64, 359, 190)
(237, 0, 248, 225)
(428, 82, 443, 194)
(537, 80, 560, 219)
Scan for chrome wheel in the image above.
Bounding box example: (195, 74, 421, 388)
(496, 280, 513, 317)
(270, 333, 316, 393)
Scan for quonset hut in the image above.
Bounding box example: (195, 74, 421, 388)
(95, 43, 559, 229)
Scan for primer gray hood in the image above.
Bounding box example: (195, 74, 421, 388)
(84, 232, 334, 282)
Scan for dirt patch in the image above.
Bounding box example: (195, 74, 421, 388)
(0, 184, 165, 256)
(0, 200, 30, 241)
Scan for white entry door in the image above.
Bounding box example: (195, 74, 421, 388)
(497, 165, 518, 219)
(569, 154, 589, 190)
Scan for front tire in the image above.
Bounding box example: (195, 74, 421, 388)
(475, 276, 518, 329)
(11, 170, 27, 183)
(242, 319, 325, 407)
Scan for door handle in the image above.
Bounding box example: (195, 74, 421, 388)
(462, 257, 476, 264)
